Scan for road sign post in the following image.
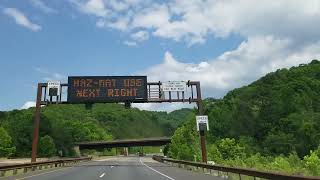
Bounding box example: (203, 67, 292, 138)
(195, 82, 208, 163)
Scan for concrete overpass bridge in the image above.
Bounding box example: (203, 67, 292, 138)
(74, 137, 171, 155)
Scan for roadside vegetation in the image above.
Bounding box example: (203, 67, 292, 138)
(167, 60, 320, 176)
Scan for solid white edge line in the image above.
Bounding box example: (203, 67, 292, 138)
(99, 172, 106, 178)
(16, 160, 97, 180)
(15, 167, 73, 180)
(139, 158, 175, 180)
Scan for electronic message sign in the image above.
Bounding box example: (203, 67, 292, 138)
(67, 76, 147, 103)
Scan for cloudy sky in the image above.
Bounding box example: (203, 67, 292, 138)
(1, 0, 320, 111)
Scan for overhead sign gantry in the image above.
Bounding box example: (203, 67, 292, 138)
(31, 76, 208, 163)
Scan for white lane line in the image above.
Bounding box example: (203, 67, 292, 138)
(139, 158, 175, 180)
(99, 173, 106, 178)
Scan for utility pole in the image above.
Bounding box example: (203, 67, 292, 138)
(196, 82, 207, 163)
(31, 83, 42, 163)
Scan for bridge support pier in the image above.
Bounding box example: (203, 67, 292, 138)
(124, 147, 129, 156)
(74, 145, 81, 157)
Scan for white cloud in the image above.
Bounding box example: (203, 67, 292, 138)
(123, 41, 137, 47)
(69, 0, 320, 45)
(3, 8, 42, 31)
(108, 0, 129, 11)
(140, 36, 320, 98)
(131, 30, 149, 42)
(21, 101, 36, 109)
(30, 0, 57, 14)
(131, 4, 170, 30)
(70, 0, 108, 17)
(150, 0, 320, 44)
(105, 17, 130, 31)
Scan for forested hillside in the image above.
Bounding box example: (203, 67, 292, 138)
(168, 60, 320, 175)
(0, 104, 191, 157)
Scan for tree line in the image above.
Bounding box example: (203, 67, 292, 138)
(0, 103, 191, 157)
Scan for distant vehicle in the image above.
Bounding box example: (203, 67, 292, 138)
(138, 152, 144, 157)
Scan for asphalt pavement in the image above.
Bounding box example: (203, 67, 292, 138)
(4, 156, 223, 180)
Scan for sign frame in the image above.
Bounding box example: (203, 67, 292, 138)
(32, 79, 208, 163)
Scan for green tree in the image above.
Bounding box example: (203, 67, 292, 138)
(0, 127, 15, 157)
(168, 113, 201, 161)
(207, 144, 222, 163)
(270, 156, 294, 173)
(39, 135, 56, 157)
(263, 131, 295, 155)
(5, 110, 34, 157)
(217, 138, 245, 160)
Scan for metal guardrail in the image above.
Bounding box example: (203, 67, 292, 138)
(153, 155, 320, 180)
(0, 157, 91, 177)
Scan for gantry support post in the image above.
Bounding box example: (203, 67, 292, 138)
(31, 83, 42, 162)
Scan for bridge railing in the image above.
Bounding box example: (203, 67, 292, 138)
(0, 157, 91, 177)
(153, 155, 320, 180)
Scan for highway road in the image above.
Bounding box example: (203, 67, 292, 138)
(4, 156, 223, 180)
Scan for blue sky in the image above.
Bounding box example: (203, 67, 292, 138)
(1, 0, 320, 111)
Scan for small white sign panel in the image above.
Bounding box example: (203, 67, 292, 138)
(47, 81, 61, 95)
(162, 81, 186, 92)
(196, 115, 209, 131)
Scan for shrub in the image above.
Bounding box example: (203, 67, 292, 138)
(217, 138, 245, 160)
(39, 135, 56, 157)
(303, 151, 320, 176)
